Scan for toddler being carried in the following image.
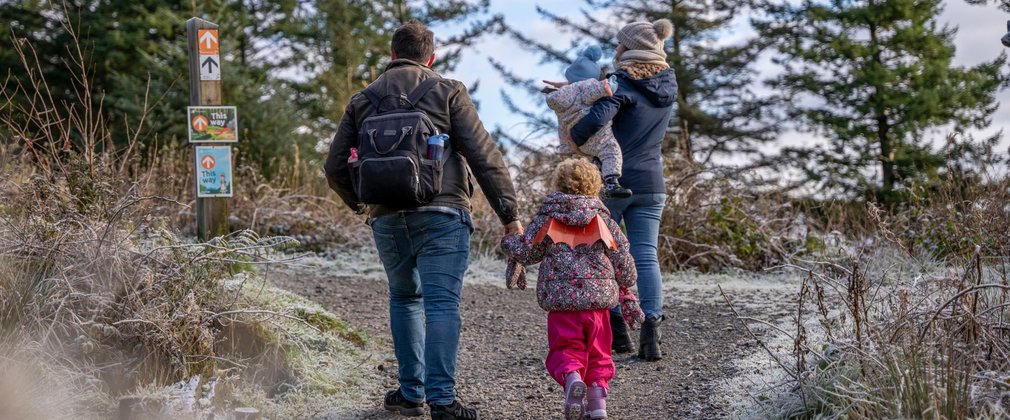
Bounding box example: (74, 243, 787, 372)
(546, 45, 632, 199)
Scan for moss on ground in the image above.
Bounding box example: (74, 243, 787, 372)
(221, 274, 385, 417)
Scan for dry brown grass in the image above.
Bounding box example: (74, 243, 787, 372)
(745, 165, 1010, 418)
(0, 22, 344, 417)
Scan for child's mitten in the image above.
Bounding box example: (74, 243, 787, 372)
(619, 286, 645, 330)
(505, 259, 527, 290)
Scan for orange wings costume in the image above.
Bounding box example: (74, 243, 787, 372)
(533, 215, 618, 251)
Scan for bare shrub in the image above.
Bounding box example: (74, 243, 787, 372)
(0, 20, 316, 416)
(747, 161, 1010, 417)
(492, 143, 805, 271)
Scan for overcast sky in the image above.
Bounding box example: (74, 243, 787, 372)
(440, 1, 1010, 158)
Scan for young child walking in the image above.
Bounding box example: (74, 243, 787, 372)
(502, 158, 643, 420)
(545, 45, 632, 199)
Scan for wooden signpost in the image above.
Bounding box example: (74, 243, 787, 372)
(187, 18, 230, 240)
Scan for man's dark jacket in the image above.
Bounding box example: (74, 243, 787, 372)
(325, 59, 518, 225)
(570, 68, 677, 194)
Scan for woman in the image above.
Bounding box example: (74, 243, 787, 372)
(549, 18, 677, 361)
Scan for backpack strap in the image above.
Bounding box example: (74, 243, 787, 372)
(406, 77, 441, 108)
(361, 88, 383, 109)
(360, 76, 440, 111)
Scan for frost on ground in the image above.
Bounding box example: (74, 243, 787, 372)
(275, 246, 539, 287)
(662, 270, 805, 419)
(218, 272, 389, 418)
(265, 245, 808, 418)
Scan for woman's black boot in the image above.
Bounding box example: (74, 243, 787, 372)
(610, 311, 633, 354)
(638, 315, 663, 361)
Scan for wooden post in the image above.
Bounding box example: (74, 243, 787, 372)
(187, 18, 229, 240)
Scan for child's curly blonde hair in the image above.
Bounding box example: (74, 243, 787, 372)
(553, 158, 602, 196)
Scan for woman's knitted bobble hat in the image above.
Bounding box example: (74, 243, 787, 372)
(564, 45, 604, 83)
(617, 18, 674, 51)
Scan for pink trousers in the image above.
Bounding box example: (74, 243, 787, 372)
(545, 309, 614, 388)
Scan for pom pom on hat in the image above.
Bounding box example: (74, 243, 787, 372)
(653, 18, 673, 40)
(580, 44, 603, 62)
(617, 18, 674, 52)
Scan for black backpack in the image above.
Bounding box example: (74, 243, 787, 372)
(352, 77, 447, 209)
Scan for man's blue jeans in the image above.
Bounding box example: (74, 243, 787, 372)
(370, 210, 472, 405)
(604, 193, 666, 319)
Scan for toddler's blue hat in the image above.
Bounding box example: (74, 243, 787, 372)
(564, 45, 603, 83)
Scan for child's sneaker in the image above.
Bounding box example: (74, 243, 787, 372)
(564, 372, 587, 420)
(602, 176, 632, 199)
(586, 383, 608, 419)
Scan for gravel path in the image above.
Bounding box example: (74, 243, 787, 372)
(269, 260, 799, 420)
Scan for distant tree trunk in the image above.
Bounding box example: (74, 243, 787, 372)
(671, 14, 693, 163)
(868, 19, 894, 195)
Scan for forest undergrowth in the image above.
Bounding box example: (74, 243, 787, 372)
(0, 26, 377, 418)
(734, 173, 1010, 419)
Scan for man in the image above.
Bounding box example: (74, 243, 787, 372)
(324, 20, 522, 420)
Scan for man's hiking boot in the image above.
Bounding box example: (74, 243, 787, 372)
(383, 388, 424, 416)
(602, 176, 632, 199)
(429, 400, 480, 420)
(610, 311, 633, 354)
(563, 372, 587, 420)
(639, 315, 664, 361)
(586, 383, 608, 419)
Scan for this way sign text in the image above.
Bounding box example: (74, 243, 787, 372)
(187, 106, 238, 143)
(195, 146, 232, 198)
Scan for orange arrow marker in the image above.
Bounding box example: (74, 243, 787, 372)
(198, 29, 219, 54)
(200, 155, 216, 170)
(192, 115, 209, 132)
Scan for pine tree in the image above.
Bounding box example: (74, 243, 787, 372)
(284, 0, 499, 134)
(1, 0, 191, 150)
(756, 0, 1007, 201)
(491, 1, 777, 165)
(1, 0, 493, 180)
(963, 0, 1010, 11)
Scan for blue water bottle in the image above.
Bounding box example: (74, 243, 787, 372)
(427, 133, 448, 160)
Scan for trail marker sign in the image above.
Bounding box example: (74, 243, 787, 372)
(200, 154, 216, 169)
(188, 17, 229, 239)
(187, 106, 238, 143)
(198, 29, 221, 81)
(195, 146, 233, 197)
(200, 55, 221, 80)
(198, 29, 219, 54)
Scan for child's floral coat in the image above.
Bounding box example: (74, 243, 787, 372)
(501, 192, 637, 312)
(546, 78, 616, 155)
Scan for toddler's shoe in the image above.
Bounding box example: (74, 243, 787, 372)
(602, 176, 632, 199)
(564, 371, 587, 420)
(587, 383, 608, 419)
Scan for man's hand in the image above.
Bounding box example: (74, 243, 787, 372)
(505, 221, 524, 236)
